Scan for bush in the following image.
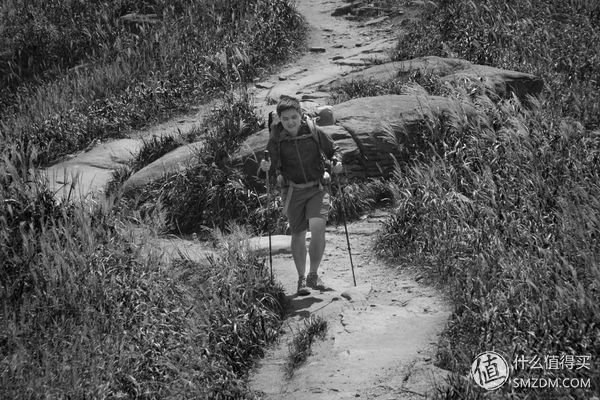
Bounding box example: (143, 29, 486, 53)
(125, 91, 264, 235)
(376, 93, 600, 397)
(0, 142, 285, 397)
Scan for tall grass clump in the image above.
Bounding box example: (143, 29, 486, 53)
(376, 92, 599, 397)
(1, 0, 306, 165)
(329, 70, 453, 104)
(385, 2, 600, 396)
(396, 0, 600, 129)
(329, 178, 397, 224)
(1, 136, 285, 398)
(124, 91, 266, 235)
(284, 316, 328, 378)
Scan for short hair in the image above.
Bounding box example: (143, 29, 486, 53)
(276, 95, 302, 116)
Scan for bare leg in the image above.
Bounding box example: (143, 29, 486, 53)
(291, 230, 307, 277)
(308, 217, 326, 275)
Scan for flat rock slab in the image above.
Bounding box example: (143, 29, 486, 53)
(122, 141, 204, 194)
(44, 138, 142, 202)
(145, 236, 215, 265)
(249, 234, 295, 256)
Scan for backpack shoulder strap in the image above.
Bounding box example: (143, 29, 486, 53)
(305, 115, 326, 157)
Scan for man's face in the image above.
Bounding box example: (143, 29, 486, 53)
(280, 109, 301, 136)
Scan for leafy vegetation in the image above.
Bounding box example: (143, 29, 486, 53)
(0, 138, 287, 398)
(0, 0, 306, 397)
(364, 1, 600, 397)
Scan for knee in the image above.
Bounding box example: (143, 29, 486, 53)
(291, 231, 307, 242)
(308, 218, 326, 234)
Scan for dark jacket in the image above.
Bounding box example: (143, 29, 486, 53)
(266, 120, 340, 185)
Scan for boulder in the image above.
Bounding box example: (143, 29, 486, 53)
(321, 56, 543, 101)
(333, 95, 476, 176)
(235, 95, 476, 180)
(121, 141, 204, 194)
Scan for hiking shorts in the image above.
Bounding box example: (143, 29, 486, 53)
(282, 185, 330, 234)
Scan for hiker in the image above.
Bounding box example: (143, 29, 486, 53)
(259, 95, 343, 295)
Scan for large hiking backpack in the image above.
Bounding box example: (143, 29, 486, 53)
(267, 105, 334, 134)
(267, 105, 335, 179)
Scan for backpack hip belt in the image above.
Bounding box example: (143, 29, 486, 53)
(282, 179, 323, 215)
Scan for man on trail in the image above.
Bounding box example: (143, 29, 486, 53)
(259, 95, 343, 296)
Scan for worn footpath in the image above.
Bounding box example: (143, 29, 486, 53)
(39, 0, 454, 397)
(248, 209, 451, 400)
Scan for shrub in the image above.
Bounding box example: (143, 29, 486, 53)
(126, 91, 264, 235)
(0, 145, 285, 397)
(376, 93, 600, 398)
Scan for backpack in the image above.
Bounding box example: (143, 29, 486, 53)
(268, 106, 334, 178)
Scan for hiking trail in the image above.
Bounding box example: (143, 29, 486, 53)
(41, 0, 453, 398)
(246, 3, 452, 398)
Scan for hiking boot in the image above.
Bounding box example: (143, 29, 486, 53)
(297, 277, 311, 296)
(306, 273, 327, 290)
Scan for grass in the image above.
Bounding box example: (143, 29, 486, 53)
(0, 0, 306, 397)
(0, 0, 306, 166)
(328, 70, 454, 105)
(118, 90, 265, 236)
(371, 77, 599, 398)
(322, 2, 600, 396)
(284, 316, 328, 379)
(317, 2, 600, 397)
(0, 153, 287, 398)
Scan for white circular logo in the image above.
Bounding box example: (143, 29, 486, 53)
(471, 351, 510, 390)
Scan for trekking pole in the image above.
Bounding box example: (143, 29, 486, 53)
(263, 150, 274, 284)
(334, 161, 356, 286)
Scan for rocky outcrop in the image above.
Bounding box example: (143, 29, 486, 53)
(321, 56, 544, 101)
(334, 95, 476, 177)
(124, 58, 543, 189)
(236, 94, 477, 180)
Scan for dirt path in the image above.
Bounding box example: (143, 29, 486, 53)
(39, 1, 453, 396)
(246, 6, 452, 398)
(248, 0, 397, 115)
(248, 210, 451, 399)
